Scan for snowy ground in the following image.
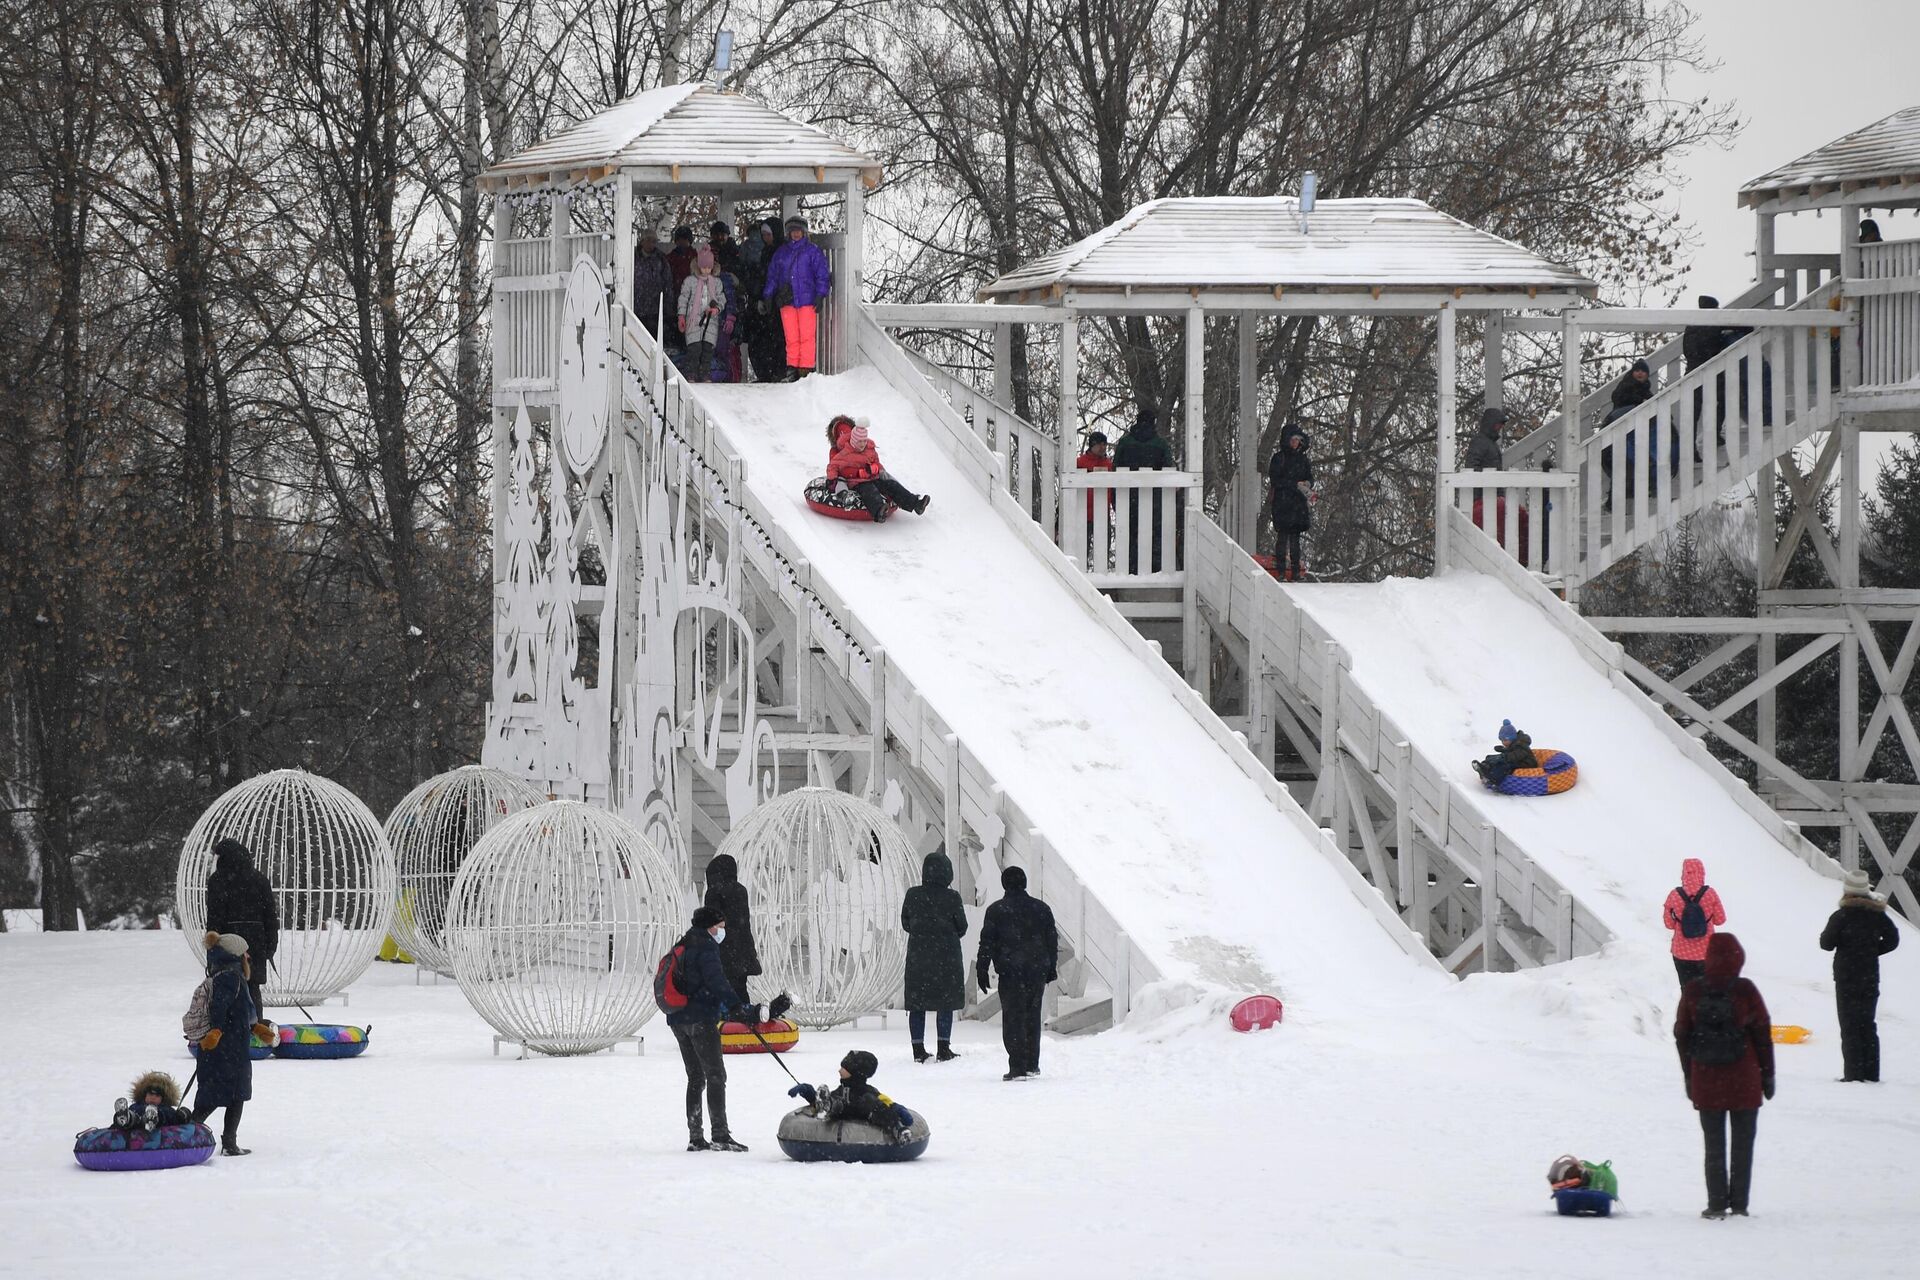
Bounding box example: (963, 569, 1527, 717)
(5, 933, 1916, 1278)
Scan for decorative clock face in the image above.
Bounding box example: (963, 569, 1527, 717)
(557, 255, 612, 475)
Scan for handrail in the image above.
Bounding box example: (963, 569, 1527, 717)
(853, 307, 1444, 972)
(1188, 514, 1610, 967)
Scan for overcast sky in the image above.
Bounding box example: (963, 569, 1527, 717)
(1669, 0, 1920, 300)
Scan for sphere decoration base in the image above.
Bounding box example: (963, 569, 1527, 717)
(175, 769, 397, 1004)
(446, 801, 685, 1056)
(384, 765, 547, 976)
(716, 787, 918, 1029)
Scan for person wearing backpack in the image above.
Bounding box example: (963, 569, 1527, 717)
(1674, 933, 1774, 1219)
(1662, 857, 1726, 987)
(1820, 868, 1902, 1082)
(658, 906, 785, 1153)
(188, 932, 275, 1156)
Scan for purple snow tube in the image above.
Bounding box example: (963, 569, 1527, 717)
(74, 1123, 216, 1171)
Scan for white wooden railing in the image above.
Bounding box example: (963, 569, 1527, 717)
(1508, 259, 1840, 471)
(1444, 471, 1575, 580)
(905, 351, 1061, 531)
(1189, 514, 1609, 969)
(1569, 292, 1847, 582)
(495, 236, 561, 388)
(1855, 239, 1920, 390)
(1060, 470, 1196, 588)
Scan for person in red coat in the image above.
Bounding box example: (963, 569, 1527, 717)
(1674, 933, 1774, 1218)
(828, 421, 929, 523)
(1662, 857, 1726, 988)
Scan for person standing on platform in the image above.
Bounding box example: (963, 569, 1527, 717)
(1820, 869, 1900, 1082)
(975, 866, 1057, 1081)
(1268, 423, 1315, 582)
(633, 229, 675, 340)
(763, 215, 831, 380)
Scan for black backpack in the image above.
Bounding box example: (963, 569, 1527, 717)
(1676, 886, 1710, 939)
(1690, 987, 1748, 1066)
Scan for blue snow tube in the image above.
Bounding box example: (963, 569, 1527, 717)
(776, 1108, 930, 1163)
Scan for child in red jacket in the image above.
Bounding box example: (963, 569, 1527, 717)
(828, 420, 929, 523)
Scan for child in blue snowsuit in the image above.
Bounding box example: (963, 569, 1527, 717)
(1472, 719, 1535, 787)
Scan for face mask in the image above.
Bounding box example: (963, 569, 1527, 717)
(712, 926, 726, 944)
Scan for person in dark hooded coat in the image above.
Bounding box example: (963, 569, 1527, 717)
(901, 850, 968, 1063)
(976, 866, 1057, 1081)
(1113, 409, 1175, 573)
(191, 932, 266, 1156)
(1820, 869, 1901, 1082)
(205, 838, 277, 1021)
(1463, 406, 1507, 471)
(1268, 424, 1314, 582)
(1674, 932, 1774, 1218)
(702, 853, 761, 1004)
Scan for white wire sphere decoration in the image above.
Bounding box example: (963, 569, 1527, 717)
(443, 801, 688, 1055)
(383, 766, 548, 976)
(175, 769, 399, 1004)
(718, 787, 918, 1028)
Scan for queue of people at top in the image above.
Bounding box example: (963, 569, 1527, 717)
(633, 215, 831, 384)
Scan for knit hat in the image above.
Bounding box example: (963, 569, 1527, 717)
(1001, 865, 1027, 892)
(673, 224, 694, 243)
(785, 215, 808, 233)
(214, 932, 248, 957)
(1842, 868, 1873, 895)
(840, 1050, 879, 1083)
(212, 838, 252, 866)
(1498, 718, 1518, 743)
(710, 220, 730, 239)
(695, 245, 715, 271)
(1697, 294, 1719, 309)
(849, 424, 870, 448)
(691, 905, 724, 930)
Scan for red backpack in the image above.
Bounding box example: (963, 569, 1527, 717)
(653, 944, 690, 1010)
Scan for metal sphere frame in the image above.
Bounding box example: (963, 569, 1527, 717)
(175, 769, 398, 1004)
(444, 800, 686, 1056)
(384, 766, 548, 975)
(718, 787, 917, 1028)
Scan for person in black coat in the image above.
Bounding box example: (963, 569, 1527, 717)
(1268, 424, 1315, 582)
(1819, 871, 1902, 1082)
(1114, 409, 1175, 573)
(702, 854, 761, 1004)
(743, 217, 788, 383)
(901, 850, 968, 1063)
(976, 865, 1058, 1081)
(206, 838, 277, 1022)
(1681, 295, 1751, 457)
(1463, 406, 1507, 471)
(191, 932, 264, 1155)
(664, 906, 767, 1152)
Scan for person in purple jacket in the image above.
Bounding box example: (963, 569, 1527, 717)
(762, 215, 832, 380)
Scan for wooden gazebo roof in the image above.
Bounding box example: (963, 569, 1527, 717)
(1739, 106, 1920, 213)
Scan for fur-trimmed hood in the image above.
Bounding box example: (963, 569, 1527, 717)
(129, 1070, 182, 1106)
(1839, 893, 1888, 912)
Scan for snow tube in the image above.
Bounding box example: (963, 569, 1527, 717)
(1488, 748, 1578, 796)
(720, 1018, 798, 1054)
(1771, 1025, 1812, 1044)
(1229, 995, 1284, 1032)
(74, 1123, 215, 1172)
(1553, 1187, 1614, 1217)
(272, 1024, 370, 1059)
(804, 477, 892, 522)
(777, 1107, 930, 1164)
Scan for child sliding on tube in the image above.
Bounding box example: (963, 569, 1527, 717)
(1471, 719, 1534, 787)
(788, 1050, 917, 1143)
(828, 418, 930, 523)
(110, 1071, 195, 1133)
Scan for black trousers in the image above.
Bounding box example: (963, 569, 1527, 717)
(855, 475, 921, 520)
(247, 976, 267, 1024)
(1699, 1108, 1757, 1212)
(1837, 980, 1882, 1081)
(1674, 956, 1706, 987)
(723, 965, 754, 1007)
(190, 1098, 244, 1147)
(1277, 532, 1304, 574)
(671, 1022, 731, 1141)
(999, 978, 1046, 1075)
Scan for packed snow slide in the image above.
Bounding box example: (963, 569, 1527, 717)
(693, 367, 1441, 1013)
(1293, 573, 1918, 1018)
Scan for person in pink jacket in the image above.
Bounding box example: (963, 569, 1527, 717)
(1663, 857, 1727, 987)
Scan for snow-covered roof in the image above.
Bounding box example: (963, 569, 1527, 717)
(1739, 106, 1920, 210)
(479, 84, 880, 190)
(977, 197, 1594, 302)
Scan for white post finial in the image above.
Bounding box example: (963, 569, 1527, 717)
(1299, 172, 1317, 235)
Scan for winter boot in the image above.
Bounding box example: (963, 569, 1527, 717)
(221, 1144, 252, 1157)
(708, 1136, 749, 1153)
(912, 1043, 931, 1064)
(936, 1041, 958, 1062)
(1701, 1207, 1726, 1220)
(914, 495, 931, 515)
(112, 1098, 131, 1129)
(1002, 1070, 1028, 1082)
(687, 1136, 710, 1152)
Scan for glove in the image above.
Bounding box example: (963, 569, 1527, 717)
(723, 315, 735, 335)
(199, 1030, 222, 1051)
(749, 1003, 770, 1026)
(1762, 1072, 1775, 1100)
(768, 992, 792, 1021)
(891, 1104, 914, 1128)
(787, 1083, 816, 1104)
(678, 317, 687, 333)
(976, 967, 991, 992)
(252, 1021, 275, 1043)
